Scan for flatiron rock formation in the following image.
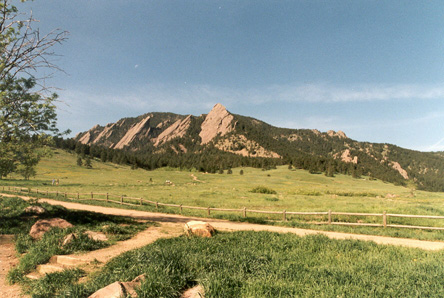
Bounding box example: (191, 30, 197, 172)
(199, 103, 235, 144)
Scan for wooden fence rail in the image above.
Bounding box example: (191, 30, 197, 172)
(3, 186, 444, 231)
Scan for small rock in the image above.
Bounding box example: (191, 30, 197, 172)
(181, 285, 205, 298)
(85, 231, 108, 241)
(24, 205, 46, 214)
(88, 281, 126, 298)
(61, 233, 76, 247)
(131, 274, 146, 283)
(88, 275, 146, 298)
(184, 221, 215, 238)
(29, 218, 73, 239)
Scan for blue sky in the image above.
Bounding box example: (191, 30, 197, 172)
(19, 0, 444, 151)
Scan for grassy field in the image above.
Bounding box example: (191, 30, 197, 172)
(3, 149, 444, 239)
(56, 231, 444, 297)
(3, 150, 444, 297)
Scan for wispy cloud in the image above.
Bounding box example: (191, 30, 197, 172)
(58, 82, 444, 113)
(256, 83, 444, 103)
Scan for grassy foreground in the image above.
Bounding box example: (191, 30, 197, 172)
(0, 196, 151, 295)
(55, 231, 444, 297)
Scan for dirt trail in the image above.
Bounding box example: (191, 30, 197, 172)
(3, 193, 444, 251)
(68, 223, 183, 266)
(0, 236, 29, 298)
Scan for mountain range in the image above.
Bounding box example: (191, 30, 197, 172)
(74, 103, 444, 192)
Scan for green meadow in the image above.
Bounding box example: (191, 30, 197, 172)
(27, 232, 444, 297)
(3, 149, 444, 239)
(4, 150, 444, 297)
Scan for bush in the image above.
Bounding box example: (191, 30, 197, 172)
(250, 186, 277, 194)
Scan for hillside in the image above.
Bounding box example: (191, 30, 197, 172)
(72, 103, 444, 192)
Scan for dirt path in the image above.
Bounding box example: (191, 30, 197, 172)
(67, 223, 183, 268)
(0, 236, 29, 298)
(4, 193, 444, 251)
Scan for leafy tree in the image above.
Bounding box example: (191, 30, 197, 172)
(0, 0, 68, 178)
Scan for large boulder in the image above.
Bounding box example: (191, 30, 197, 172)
(184, 221, 215, 238)
(88, 274, 146, 298)
(29, 218, 73, 239)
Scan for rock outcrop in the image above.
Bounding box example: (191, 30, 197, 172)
(327, 130, 347, 139)
(390, 161, 409, 179)
(154, 115, 192, 146)
(199, 104, 234, 144)
(114, 116, 151, 149)
(92, 123, 117, 144)
(339, 149, 358, 164)
(215, 135, 280, 158)
(29, 218, 73, 240)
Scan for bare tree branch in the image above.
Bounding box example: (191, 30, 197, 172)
(0, 0, 68, 86)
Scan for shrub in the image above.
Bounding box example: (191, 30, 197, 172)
(251, 186, 277, 194)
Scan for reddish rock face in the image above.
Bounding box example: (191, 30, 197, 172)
(183, 221, 215, 238)
(199, 103, 235, 145)
(29, 218, 73, 239)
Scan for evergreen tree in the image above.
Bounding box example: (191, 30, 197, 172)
(85, 156, 92, 168)
(76, 156, 83, 167)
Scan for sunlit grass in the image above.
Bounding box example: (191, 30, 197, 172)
(59, 231, 444, 297)
(3, 149, 444, 240)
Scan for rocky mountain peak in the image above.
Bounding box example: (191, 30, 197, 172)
(199, 103, 235, 144)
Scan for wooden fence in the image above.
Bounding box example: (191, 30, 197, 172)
(3, 185, 444, 231)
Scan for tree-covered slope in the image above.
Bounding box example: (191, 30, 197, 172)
(71, 103, 444, 192)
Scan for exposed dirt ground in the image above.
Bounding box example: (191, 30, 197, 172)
(0, 235, 29, 298)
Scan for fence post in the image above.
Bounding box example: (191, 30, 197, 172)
(91, 192, 93, 199)
(46, 190, 48, 196)
(328, 210, 332, 225)
(64, 192, 67, 199)
(383, 211, 387, 228)
(140, 198, 142, 206)
(207, 207, 211, 216)
(77, 193, 79, 200)
(120, 195, 123, 204)
(106, 193, 109, 202)
(156, 202, 159, 210)
(283, 210, 287, 221)
(243, 207, 247, 218)
(28, 188, 30, 194)
(36, 189, 39, 194)
(180, 204, 183, 214)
